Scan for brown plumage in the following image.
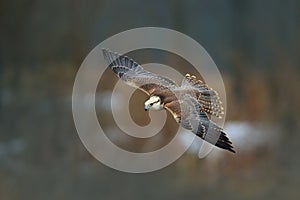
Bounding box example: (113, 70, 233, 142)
(102, 49, 235, 153)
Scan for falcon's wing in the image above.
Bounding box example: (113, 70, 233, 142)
(181, 74, 224, 118)
(102, 49, 178, 95)
(165, 94, 235, 153)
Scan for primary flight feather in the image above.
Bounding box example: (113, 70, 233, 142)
(102, 49, 235, 153)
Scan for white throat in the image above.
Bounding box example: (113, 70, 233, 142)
(151, 102, 164, 110)
(144, 96, 163, 111)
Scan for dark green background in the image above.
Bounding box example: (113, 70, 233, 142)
(0, 0, 299, 199)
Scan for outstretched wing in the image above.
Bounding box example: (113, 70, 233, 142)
(165, 94, 235, 153)
(102, 49, 178, 95)
(181, 74, 224, 118)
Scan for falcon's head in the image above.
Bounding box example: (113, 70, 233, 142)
(144, 96, 163, 111)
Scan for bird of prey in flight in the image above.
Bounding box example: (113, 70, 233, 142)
(102, 49, 235, 153)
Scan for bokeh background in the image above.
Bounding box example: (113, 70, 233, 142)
(1, 0, 300, 199)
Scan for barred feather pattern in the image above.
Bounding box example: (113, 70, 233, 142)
(178, 95, 235, 153)
(181, 74, 224, 118)
(102, 49, 178, 95)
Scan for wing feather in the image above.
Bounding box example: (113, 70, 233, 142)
(181, 74, 224, 118)
(102, 49, 178, 95)
(164, 94, 235, 153)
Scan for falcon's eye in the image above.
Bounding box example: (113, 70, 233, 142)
(150, 103, 153, 106)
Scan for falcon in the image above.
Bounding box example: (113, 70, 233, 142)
(102, 49, 235, 153)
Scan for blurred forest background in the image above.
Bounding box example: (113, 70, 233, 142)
(1, 0, 300, 199)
